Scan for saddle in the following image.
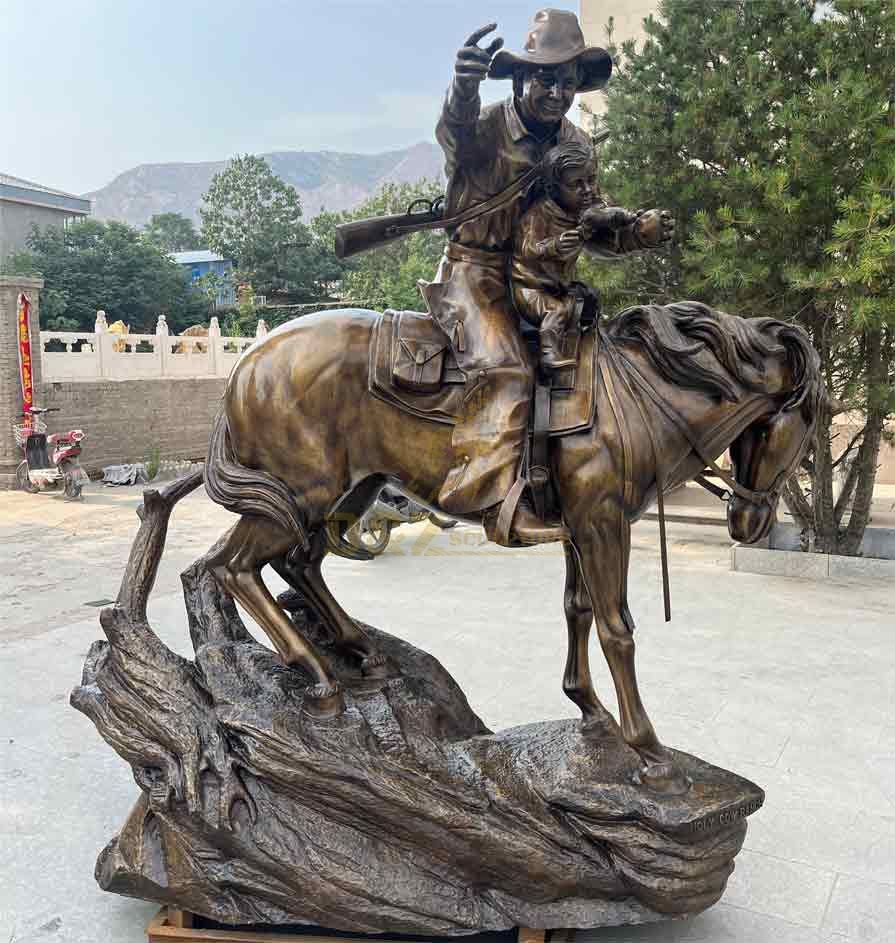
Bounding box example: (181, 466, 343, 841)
(369, 309, 598, 437)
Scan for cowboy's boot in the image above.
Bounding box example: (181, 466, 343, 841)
(483, 492, 570, 546)
(540, 328, 576, 371)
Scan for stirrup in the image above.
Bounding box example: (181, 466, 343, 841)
(492, 478, 528, 547)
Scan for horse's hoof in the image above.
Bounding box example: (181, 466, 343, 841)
(634, 761, 692, 796)
(303, 682, 344, 719)
(579, 708, 618, 737)
(361, 653, 389, 679)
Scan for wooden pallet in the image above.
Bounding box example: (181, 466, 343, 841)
(148, 909, 554, 943)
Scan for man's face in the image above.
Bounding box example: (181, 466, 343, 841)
(522, 62, 580, 123)
(554, 163, 599, 215)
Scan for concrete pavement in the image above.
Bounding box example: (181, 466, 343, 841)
(1, 482, 892, 943)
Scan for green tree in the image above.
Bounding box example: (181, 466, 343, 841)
(334, 180, 445, 311)
(222, 295, 259, 338)
(12, 219, 211, 332)
(199, 154, 312, 297)
(144, 212, 202, 253)
(585, 0, 895, 555)
(194, 270, 232, 312)
(305, 210, 351, 298)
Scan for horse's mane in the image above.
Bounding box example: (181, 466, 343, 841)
(603, 301, 820, 414)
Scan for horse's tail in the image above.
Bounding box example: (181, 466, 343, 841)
(205, 407, 309, 550)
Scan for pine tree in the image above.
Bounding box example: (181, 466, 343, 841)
(585, 0, 895, 555)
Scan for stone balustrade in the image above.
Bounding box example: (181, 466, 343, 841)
(40, 313, 267, 382)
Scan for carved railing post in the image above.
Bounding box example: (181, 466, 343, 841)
(95, 309, 112, 378)
(209, 316, 221, 376)
(156, 315, 169, 376)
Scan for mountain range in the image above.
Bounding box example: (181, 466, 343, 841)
(85, 142, 444, 228)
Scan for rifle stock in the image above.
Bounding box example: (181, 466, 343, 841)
(335, 209, 443, 259)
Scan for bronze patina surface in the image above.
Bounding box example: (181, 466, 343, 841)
(72, 478, 763, 931)
(73, 8, 823, 934)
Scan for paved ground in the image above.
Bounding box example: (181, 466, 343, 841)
(0, 481, 892, 943)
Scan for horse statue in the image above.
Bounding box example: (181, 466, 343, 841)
(194, 300, 820, 793)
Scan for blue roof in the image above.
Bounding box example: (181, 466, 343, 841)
(169, 250, 231, 264)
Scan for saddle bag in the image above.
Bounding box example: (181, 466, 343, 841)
(392, 338, 447, 394)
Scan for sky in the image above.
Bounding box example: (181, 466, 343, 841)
(1, 0, 584, 196)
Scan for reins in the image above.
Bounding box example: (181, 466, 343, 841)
(616, 345, 815, 508)
(600, 337, 672, 622)
(612, 347, 781, 508)
(599, 333, 808, 625)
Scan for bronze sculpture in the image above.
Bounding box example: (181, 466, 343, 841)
(201, 298, 819, 792)
(72, 8, 822, 934)
(420, 13, 674, 544)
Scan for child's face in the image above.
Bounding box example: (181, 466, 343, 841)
(554, 164, 599, 214)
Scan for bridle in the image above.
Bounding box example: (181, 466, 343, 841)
(599, 332, 816, 621)
(611, 342, 814, 508)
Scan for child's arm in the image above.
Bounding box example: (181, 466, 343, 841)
(581, 206, 675, 259)
(533, 230, 583, 259)
(518, 210, 583, 261)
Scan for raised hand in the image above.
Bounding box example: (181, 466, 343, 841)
(454, 23, 504, 96)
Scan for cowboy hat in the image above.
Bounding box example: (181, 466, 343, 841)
(489, 9, 612, 93)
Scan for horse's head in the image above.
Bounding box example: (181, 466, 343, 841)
(727, 395, 818, 545)
(604, 300, 823, 545)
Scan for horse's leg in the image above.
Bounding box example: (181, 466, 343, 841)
(575, 513, 689, 792)
(562, 542, 616, 731)
(207, 518, 343, 717)
(272, 533, 388, 678)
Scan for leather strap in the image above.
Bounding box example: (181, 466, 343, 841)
(390, 162, 545, 238)
(602, 341, 672, 623)
(613, 347, 776, 507)
(655, 463, 671, 623)
(694, 473, 731, 502)
(413, 128, 612, 239)
(493, 476, 528, 547)
(530, 378, 552, 520)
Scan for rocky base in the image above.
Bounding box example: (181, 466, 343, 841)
(70, 476, 763, 934)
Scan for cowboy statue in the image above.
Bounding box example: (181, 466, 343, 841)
(419, 9, 674, 545)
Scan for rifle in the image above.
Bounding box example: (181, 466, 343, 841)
(335, 196, 448, 260)
(335, 129, 611, 259)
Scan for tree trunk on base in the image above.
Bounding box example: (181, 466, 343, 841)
(70, 476, 763, 934)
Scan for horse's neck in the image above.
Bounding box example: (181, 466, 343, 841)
(610, 343, 775, 495)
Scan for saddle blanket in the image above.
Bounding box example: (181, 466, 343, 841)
(368, 309, 597, 437)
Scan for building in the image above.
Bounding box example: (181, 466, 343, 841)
(170, 250, 236, 309)
(578, 0, 657, 132)
(0, 173, 91, 262)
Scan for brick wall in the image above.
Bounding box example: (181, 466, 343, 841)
(38, 376, 226, 476)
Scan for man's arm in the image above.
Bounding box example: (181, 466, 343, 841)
(436, 23, 504, 172)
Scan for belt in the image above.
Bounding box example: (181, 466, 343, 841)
(445, 243, 507, 271)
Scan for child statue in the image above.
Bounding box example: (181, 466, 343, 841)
(511, 140, 644, 370)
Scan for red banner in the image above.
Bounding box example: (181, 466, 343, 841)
(17, 292, 34, 424)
